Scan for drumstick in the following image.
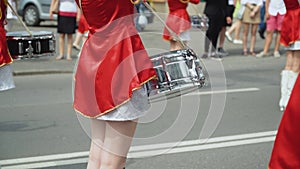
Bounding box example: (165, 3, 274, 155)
(7, 2, 33, 36)
(142, 2, 186, 49)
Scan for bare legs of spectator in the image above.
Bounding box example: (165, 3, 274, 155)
(170, 40, 186, 51)
(226, 19, 243, 44)
(87, 119, 137, 169)
(56, 33, 73, 61)
(279, 50, 300, 111)
(243, 23, 258, 56)
(257, 30, 281, 58)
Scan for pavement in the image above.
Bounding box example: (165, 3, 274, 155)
(9, 19, 281, 76)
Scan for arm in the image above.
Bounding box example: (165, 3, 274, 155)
(265, 0, 270, 19)
(49, 0, 58, 20)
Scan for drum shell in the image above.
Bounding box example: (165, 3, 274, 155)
(147, 49, 206, 95)
(6, 31, 56, 59)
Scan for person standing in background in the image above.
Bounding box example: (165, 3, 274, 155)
(258, 0, 266, 39)
(277, 0, 300, 111)
(50, 0, 78, 61)
(201, 0, 231, 60)
(0, 0, 15, 92)
(241, 0, 262, 56)
(256, 0, 286, 58)
(218, 0, 236, 56)
(72, 11, 89, 51)
(163, 0, 200, 51)
(225, 0, 243, 44)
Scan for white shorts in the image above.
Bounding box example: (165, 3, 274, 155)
(286, 40, 300, 51)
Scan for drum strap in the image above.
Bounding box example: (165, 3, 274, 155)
(142, 2, 187, 49)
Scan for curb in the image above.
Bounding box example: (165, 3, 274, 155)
(13, 70, 73, 76)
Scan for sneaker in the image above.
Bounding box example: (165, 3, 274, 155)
(72, 44, 81, 51)
(233, 39, 243, 44)
(218, 47, 229, 56)
(225, 31, 233, 42)
(211, 52, 223, 61)
(256, 51, 268, 58)
(201, 53, 209, 59)
(274, 51, 281, 58)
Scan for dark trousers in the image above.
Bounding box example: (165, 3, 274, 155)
(204, 12, 224, 53)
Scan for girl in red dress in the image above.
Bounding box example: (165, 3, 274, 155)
(163, 0, 200, 51)
(73, 0, 156, 168)
(0, 0, 15, 92)
(278, 0, 300, 111)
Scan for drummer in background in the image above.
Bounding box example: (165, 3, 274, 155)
(163, 0, 200, 51)
(50, 0, 78, 61)
(72, 11, 89, 52)
(4, 0, 16, 32)
(0, 0, 15, 91)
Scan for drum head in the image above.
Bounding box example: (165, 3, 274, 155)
(6, 31, 54, 39)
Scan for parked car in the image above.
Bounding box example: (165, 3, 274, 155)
(17, 0, 57, 26)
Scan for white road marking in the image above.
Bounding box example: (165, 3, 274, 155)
(0, 130, 276, 168)
(185, 87, 260, 96)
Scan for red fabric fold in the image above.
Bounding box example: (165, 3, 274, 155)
(269, 75, 300, 169)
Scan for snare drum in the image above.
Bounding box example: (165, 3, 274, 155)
(147, 49, 206, 96)
(6, 31, 55, 59)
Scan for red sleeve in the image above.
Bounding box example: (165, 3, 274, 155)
(190, 0, 200, 4)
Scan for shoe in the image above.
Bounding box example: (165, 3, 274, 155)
(201, 53, 209, 59)
(72, 44, 81, 51)
(256, 51, 268, 58)
(218, 47, 229, 56)
(210, 52, 223, 61)
(225, 31, 233, 42)
(233, 39, 243, 44)
(56, 55, 64, 60)
(258, 29, 265, 39)
(274, 51, 281, 58)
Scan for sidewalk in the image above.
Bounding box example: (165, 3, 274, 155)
(10, 19, 275, 76)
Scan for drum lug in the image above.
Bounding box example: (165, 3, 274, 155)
(36, 41, 41, 53)
(18, 42, 24, 54)
(49, 40, 55, 52)
(26, 41, 34, 58)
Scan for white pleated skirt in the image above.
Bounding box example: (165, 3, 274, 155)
(0, 65, 15, 92)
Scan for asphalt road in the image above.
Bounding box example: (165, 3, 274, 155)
(0, 19, 287, 169)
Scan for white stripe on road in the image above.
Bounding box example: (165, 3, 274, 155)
(0, 130, 276, 168)
(185, 87, 260, 96)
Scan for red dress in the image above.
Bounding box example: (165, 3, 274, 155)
(163, 0, 200, 41)
(73, 0, 156, 118)
(280, 0, 300, 46)
(77, 13, 89, 34)
(0, 0, 13, 68)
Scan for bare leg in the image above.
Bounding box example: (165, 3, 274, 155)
(285, 51, 294, 70)
(100, 120, 138, 169)
(57, 34, 65, 59)
(170, 40, 185, 51)
(292, 51, 300, 73)
(234, 20, 242, 40)
(227, 21, 237, 35)
(218, 27, 226, 48)
(274, 31, 281, 53)
(87, 119, 106, 169)
(73, 32, 83, 48)
(262, 30, 274, 54)
(66, 34, 73, 60)
(243, 23, 250, 54)
(250, 24, 258, 54)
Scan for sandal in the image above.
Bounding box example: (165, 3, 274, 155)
(56, 55, 64, 60)
(243, 51, 248, 56)
(250, 51, 256, 56)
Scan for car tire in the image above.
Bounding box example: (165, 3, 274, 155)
(24, 5, 40, 26)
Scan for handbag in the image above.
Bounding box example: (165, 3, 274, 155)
(236, 5, 245, 20)
(50, 0, 59, 14)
